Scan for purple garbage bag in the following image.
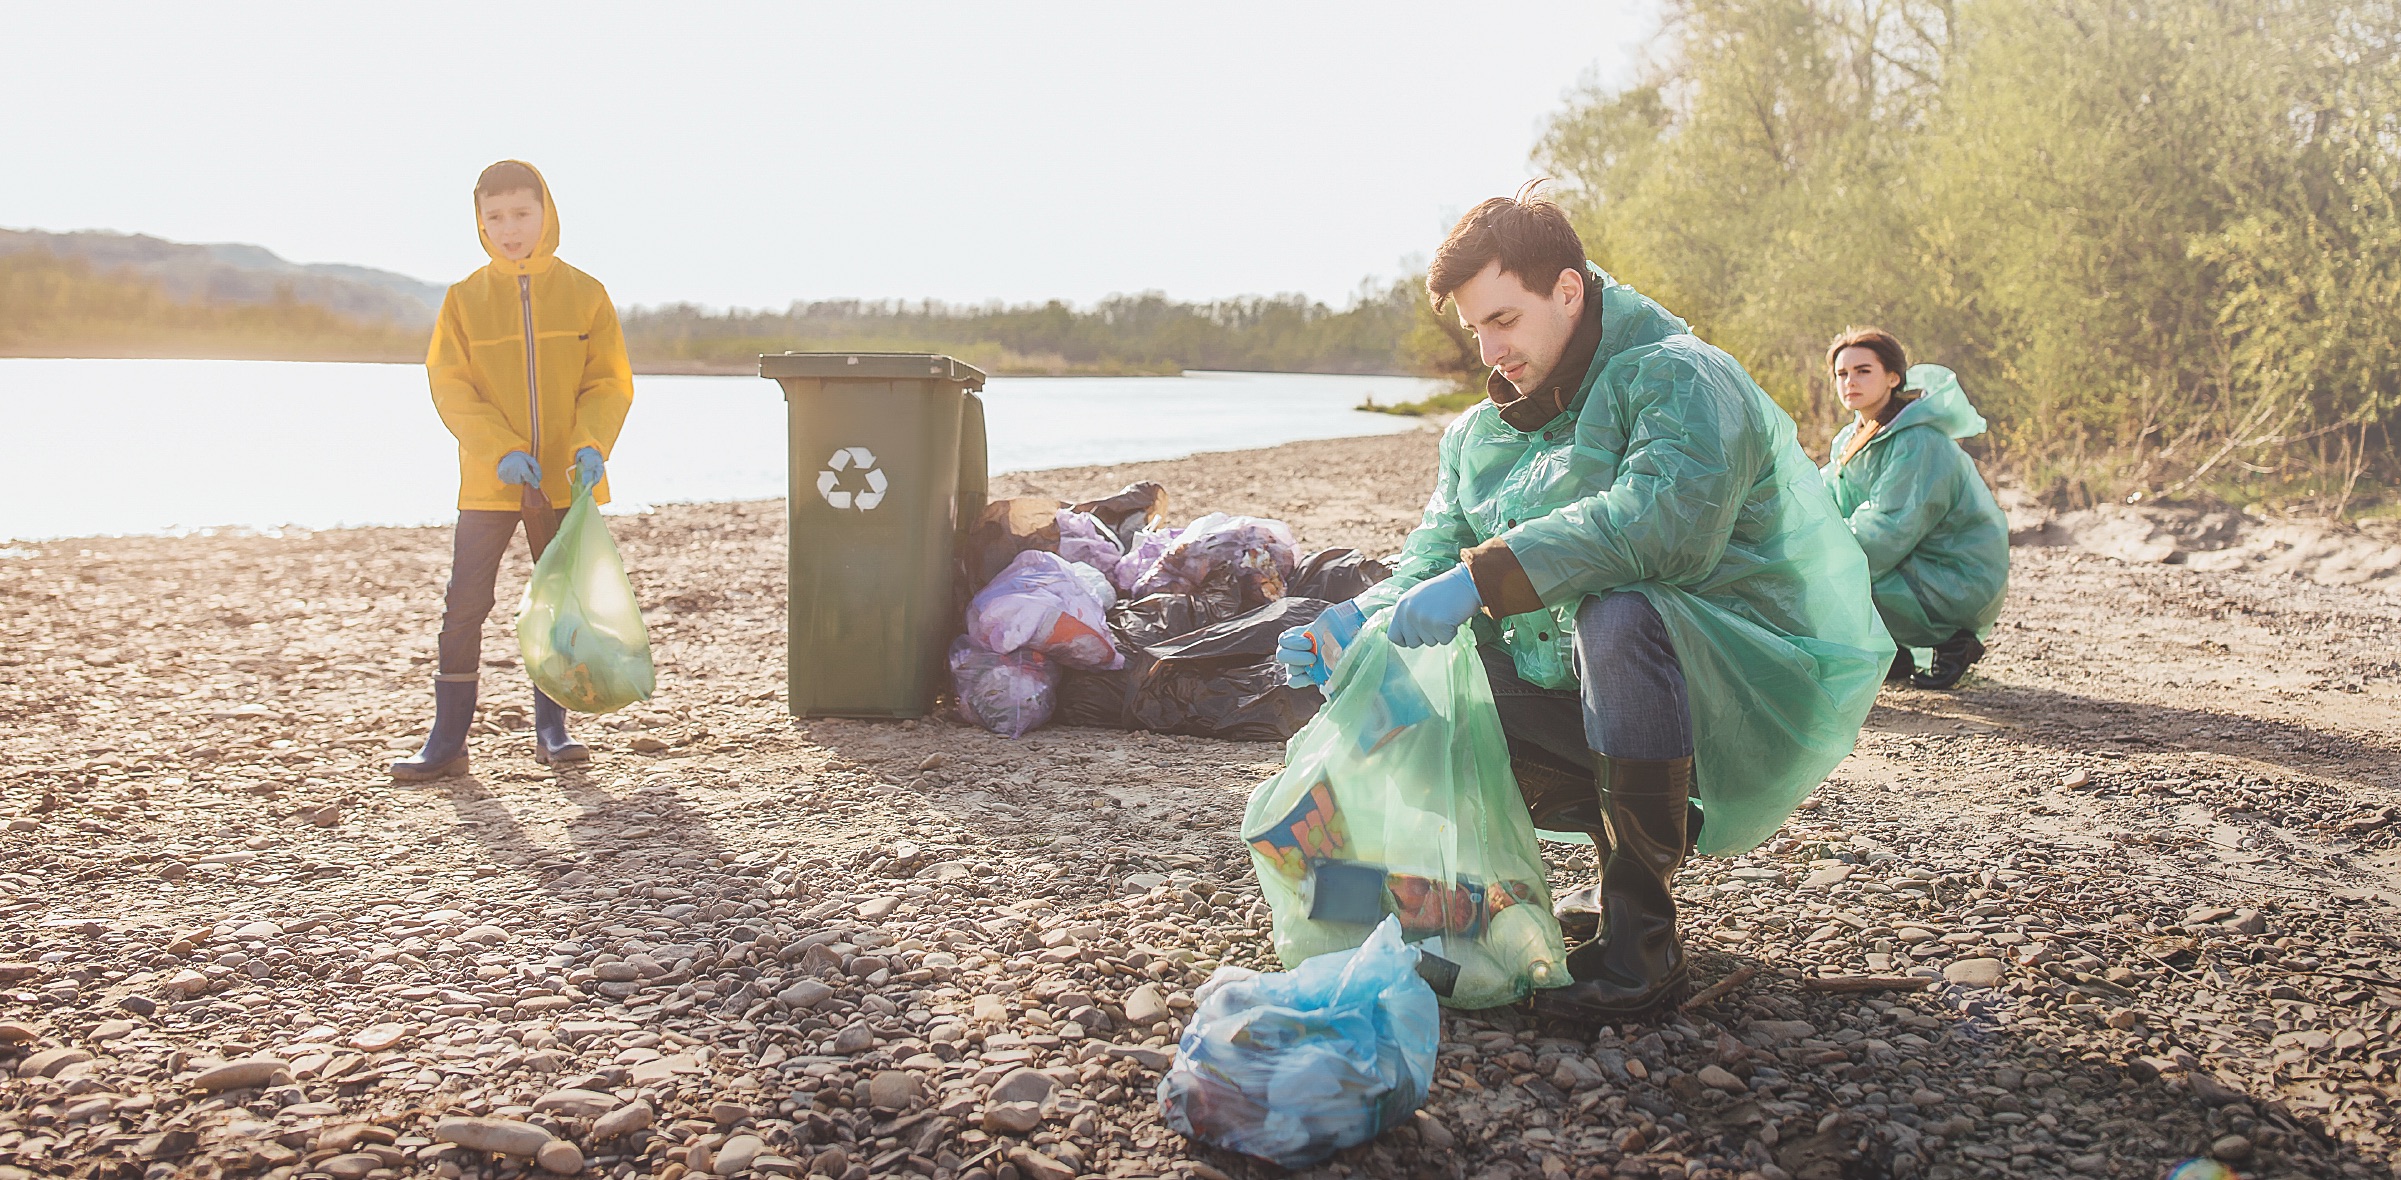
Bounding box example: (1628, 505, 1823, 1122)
(1056, 509, 1124, 581)
(948, 638, 1058, 738)
(1113, 528, 1177, 594)
(1132, 512, 1300, 606)
(966, 550, 1123, 670)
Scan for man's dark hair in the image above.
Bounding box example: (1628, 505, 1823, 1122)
(475, 161, 545, 205)
(1427, 180, 1586, 310)
(1825, 326, 1909, 381)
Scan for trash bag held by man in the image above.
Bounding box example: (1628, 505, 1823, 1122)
(516, 477, 654, 713)
(1243, 620, 1568, 1008)
(1158, 916, 1438, 1169)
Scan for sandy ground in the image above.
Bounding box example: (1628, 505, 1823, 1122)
(2, 426, 2398, 1180)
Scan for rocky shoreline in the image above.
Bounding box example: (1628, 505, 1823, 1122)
(3, 429, 2396, 1180)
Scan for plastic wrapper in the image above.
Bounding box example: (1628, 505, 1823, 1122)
(516, 478, 654, 713)
(1056, 598, 1329, 742)
(1158, 916, 1437, 1169)
(1243, 620, 1568, 1007)
(965, 550, 1123, 670)
(948, 637, 1057, 738)
(1287, 548, 1392, 603)
(1132, 512, 1299, 607)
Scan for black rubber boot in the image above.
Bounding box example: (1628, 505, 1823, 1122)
(1886, 647, 1917, 683)
(1534, 756, 1694, 1021)
(533, 689, 589, 765)
(391, 678, 476, 781)
(1911, 630, 1986, 690)
(1515, 753, 1613, 945)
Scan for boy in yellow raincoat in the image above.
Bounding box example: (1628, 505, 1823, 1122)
(392, 160, 634, 780)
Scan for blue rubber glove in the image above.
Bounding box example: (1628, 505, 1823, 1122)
(496, 451, 542, 487)
(1273, 602, 1366, 690)
(1387, 564, 1482, 648)
(574, 446, 605, 490)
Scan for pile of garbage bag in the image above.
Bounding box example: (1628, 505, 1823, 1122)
(946, 482, 1388, 740)
(1158, 916, 1438, 1168)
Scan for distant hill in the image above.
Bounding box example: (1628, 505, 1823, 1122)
(0, 228, 445, 328)
(0, 226, 1452, 379)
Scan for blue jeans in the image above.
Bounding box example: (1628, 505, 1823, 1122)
(1481, 591, 1694, 773)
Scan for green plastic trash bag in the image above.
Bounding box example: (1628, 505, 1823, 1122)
(1243, 620, 1567, 1009)
(1821, 364, 2010, 649)
(1352, 264, 1890, 857)
(517, 478, 654, 713)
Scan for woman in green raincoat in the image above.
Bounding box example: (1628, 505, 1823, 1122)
(1820, 328, 2010, 689)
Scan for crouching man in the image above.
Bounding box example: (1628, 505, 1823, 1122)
(1280, 188, 1891, 1018)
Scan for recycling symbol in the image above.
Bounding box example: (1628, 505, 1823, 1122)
(815, 446, 889, 511)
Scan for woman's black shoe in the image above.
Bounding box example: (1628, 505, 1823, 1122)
(1911, 631, 1985, 690)
(1886, 648, 1916, 683)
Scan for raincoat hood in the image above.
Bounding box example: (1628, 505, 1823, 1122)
(1585, 265, 1690, 386)
(476, 159, 561, 276)
(1884, 364, 1986, 442)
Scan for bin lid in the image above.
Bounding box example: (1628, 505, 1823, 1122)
(759, 352, 987, 389)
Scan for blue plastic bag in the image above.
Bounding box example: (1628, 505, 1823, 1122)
(1157, 916, 1437, 1169)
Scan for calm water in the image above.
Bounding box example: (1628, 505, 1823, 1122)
(0, 358, 1437, 542)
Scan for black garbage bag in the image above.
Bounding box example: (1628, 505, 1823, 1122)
(1057, 597, 1334, 742)
(1111, 568, 1246, 648)
(1071, 481, 1170, 546)
(1288, 548, 1392, 603)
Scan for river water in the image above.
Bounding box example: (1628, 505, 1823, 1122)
(0, 358, 1438, 541)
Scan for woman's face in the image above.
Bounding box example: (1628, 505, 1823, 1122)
(1834, 347, 1903, 417)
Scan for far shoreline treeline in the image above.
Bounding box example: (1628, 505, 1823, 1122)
(0, 248, 1469, 381)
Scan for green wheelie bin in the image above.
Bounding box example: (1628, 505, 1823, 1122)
(760, 352, 989, 718)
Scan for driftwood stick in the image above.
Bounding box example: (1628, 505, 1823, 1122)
(1802, 974, 1936, 994)
(1680, 965, 1760, 1010)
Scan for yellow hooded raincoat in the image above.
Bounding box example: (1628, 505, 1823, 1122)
(427, 161, 634, 512)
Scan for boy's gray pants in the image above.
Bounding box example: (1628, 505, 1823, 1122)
(436, 509, 536, 680)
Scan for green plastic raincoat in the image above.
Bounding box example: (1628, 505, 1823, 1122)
(1820, 365, 2010, 649)
(1355, 266, 1891, 855)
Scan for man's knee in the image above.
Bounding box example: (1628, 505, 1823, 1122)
(1578, 590, 1666, 644)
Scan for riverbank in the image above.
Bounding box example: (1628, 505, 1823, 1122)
(1, 430, 2396, 1180)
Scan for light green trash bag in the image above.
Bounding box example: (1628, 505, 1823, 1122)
(517, 476, 655, 713)
(1242, 619, 1567, 1009)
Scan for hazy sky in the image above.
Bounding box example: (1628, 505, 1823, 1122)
(1, 2, 1653, 309)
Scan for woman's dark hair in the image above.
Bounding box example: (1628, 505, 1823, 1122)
(1826, 326, 1908, 381)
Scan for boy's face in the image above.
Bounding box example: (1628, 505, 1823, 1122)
(478, 188, 544, 261)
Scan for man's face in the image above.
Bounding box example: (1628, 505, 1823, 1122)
(478, 188, 543, 261)
(1452, 262, 1585, 394)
